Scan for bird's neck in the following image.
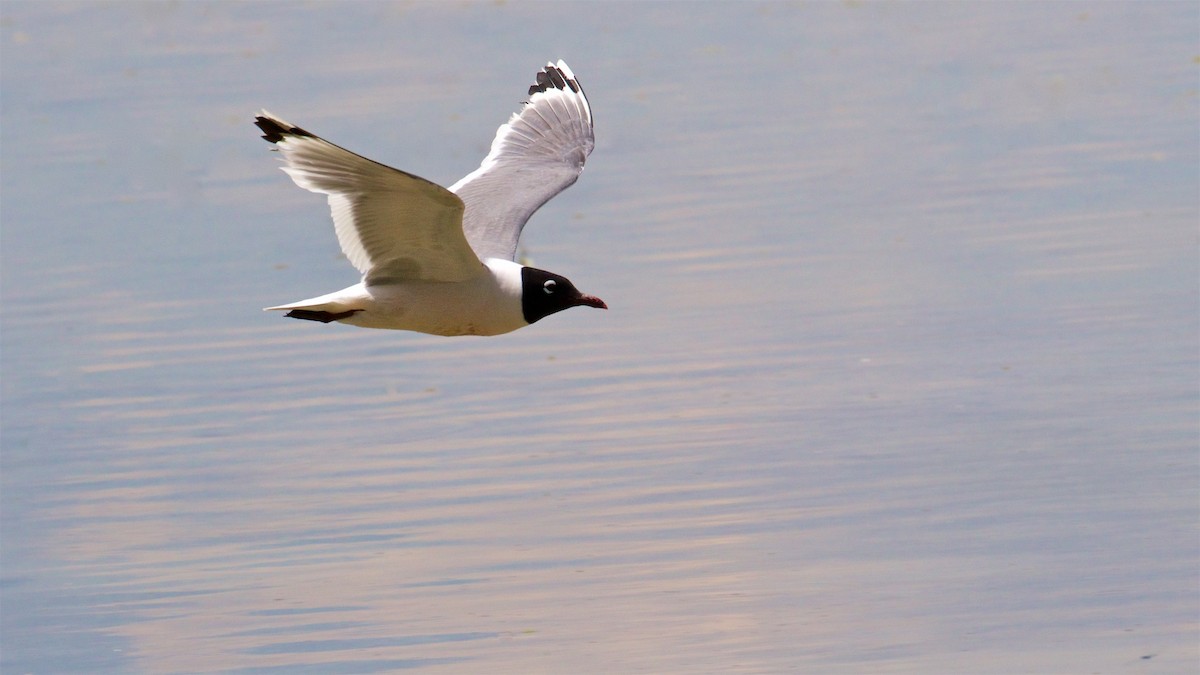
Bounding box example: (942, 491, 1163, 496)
(484, 258, 525, 299)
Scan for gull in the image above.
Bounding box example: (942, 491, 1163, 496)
(256, 60, 606, 337)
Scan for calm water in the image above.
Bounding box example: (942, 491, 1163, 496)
(2, 2, 1197, 673)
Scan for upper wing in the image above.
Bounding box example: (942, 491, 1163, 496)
(449, 61, 595, 262)
(255, 111, 485, 284)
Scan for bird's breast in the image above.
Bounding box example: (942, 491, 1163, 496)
(348, 273, 525, 336)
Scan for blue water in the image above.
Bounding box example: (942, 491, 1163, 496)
(3, 2, 1197, 673)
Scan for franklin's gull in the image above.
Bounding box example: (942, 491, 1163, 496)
(257, 60, 605, 336)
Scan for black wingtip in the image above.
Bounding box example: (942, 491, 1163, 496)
(254, 115, 315, 144)
(528, 62, 581, 96)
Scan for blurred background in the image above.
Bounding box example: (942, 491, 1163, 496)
(2, 2, 1197, 673)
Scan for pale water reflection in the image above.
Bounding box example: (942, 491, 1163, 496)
(2, 2, 1197, 674)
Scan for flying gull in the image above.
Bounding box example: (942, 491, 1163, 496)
(256, 60, 605, 337)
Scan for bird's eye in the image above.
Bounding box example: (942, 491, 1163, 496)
(543, 280, 557, 294)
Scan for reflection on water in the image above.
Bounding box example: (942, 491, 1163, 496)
(3, 2, 1197, 673)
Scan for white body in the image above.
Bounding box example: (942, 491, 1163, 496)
(267, 258, 525, 336)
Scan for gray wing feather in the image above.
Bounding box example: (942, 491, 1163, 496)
(255, 111, 484, 284)
(449, 61, 594, 262)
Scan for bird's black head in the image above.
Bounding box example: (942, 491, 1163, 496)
(520, 267, 607, 324)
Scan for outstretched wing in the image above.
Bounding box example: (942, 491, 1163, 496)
(255, 111, 485, 284)
(449, 61, 594, 262)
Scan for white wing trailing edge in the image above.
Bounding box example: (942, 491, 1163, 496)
(254, 111, 484, 284)
(450, 60, 595, 262)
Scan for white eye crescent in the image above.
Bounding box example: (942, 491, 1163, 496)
(543, 280, 557, 294)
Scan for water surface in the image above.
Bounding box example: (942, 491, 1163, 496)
(2, 2, 1197, 673)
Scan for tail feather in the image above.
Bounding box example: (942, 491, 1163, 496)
(265, 293, 363, 324)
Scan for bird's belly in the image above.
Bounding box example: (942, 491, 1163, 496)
(345, 280, 524, 336)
